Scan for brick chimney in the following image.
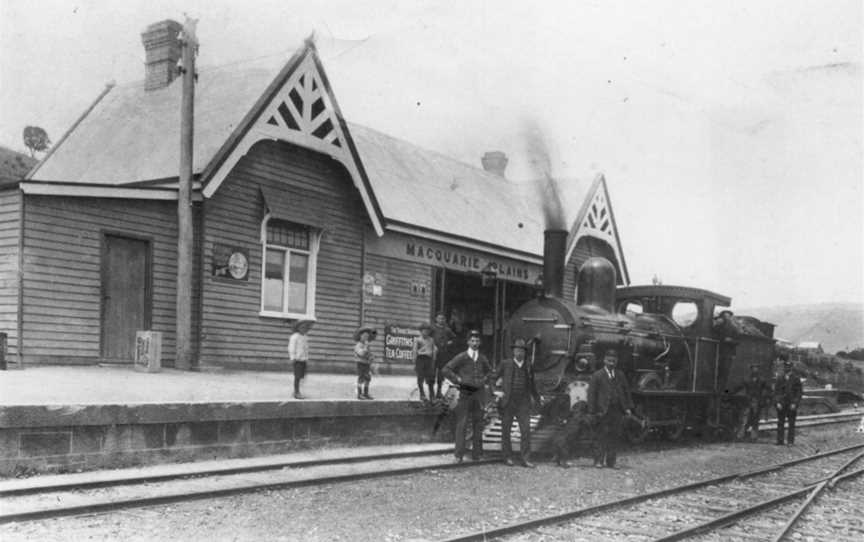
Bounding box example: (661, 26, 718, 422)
(481, 151, 508, 177)
(141, 20, 183, 91)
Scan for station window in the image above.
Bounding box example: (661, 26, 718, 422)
(671, 301, 699, 328)
(260, 217, 319, 318)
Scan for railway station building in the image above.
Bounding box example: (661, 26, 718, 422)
(0, 21, 629, 373)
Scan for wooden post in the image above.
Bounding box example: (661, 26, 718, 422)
(175, 17, 197, 370)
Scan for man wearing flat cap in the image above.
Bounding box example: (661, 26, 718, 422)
(588, 351, 633, 468)
(442, 329, 492, 463)
(492, 338, 541, 467)
(773, 354, 802, 445)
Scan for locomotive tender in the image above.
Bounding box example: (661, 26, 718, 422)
(506, 230, 776, 441)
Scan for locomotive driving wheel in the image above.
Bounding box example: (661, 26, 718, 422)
(625, 404, 651, 444)
(661, 406, 686, 441)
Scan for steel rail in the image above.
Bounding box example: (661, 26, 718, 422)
(770, 450, 864, 542)
(437, 442, 864, 542)
(0, 455, 498, 525)
(656, 464, 864, 542)
(0, 446, 451, 497)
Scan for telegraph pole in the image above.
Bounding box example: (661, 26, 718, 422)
(175, 17, 197, 370)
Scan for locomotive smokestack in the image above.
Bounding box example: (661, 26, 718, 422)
(543, 229, 567, 298)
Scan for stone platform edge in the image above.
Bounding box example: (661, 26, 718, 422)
(0, 401, 450, 476)
(0, 400, 430, 428)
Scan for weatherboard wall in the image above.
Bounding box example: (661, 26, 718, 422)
(362, 252, 432, 332)
(0, 188, 21, 359)
(200, 140, 368, 371)
(19, 195, 182, 365)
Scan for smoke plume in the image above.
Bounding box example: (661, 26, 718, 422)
(521, 118, 566, 230)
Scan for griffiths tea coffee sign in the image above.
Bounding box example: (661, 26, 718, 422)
(384, 325, 420, 363)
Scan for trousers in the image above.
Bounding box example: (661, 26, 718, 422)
(776, 403, 797, 444)
(454, 389, 485, 459)
(594, 404, 624, 467)
(500, 395, 532, 461)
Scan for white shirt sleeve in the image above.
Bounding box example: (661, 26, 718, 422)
(288, 333, 299, 361)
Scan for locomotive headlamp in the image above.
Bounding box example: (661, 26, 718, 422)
(575, 357, 590, 372)
(533, 277, 544, 297)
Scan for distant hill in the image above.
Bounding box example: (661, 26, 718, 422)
(0, 145, 37, 183)
(735, 303, 864, 355)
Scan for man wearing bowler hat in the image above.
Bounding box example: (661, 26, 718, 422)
(492, 338, 541, 467)
(588, 351, 634, 468)
(442, 329, 492, 463)
(774, 354, 802, 445)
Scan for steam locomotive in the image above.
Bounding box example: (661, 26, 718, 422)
(504, 230, 776, 441)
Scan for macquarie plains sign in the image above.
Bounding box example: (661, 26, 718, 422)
(365, 232, 541, 286)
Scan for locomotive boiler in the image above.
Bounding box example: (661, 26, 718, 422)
(505, 230, 776, 441)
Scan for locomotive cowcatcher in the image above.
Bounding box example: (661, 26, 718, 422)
(505, 230, 776, 442)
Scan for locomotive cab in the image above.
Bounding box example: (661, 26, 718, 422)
(616, 285, 733, 394)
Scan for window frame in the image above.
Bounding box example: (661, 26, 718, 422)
(258, 214, 320, 320)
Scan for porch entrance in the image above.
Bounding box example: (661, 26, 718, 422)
(433, 269, 534, 364)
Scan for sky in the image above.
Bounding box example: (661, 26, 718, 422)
(1, 0, 862, 310)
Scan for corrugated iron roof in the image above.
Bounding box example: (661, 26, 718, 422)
(31, 57, 280, 185)
(28, 49, 594, 257)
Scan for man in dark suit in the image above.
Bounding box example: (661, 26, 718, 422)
(442, 330, 492, 463)
(730, 364, 769, 441)
(492, 338, 541, 468)
(587, 351, 634, 468)
(774, 355, 803, 445)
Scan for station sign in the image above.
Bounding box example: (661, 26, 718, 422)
(365, 232, 541, 285)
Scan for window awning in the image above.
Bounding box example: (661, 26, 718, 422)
(259, 185, 329, 229)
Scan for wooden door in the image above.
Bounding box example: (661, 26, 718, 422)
(101, 234, 151, 362)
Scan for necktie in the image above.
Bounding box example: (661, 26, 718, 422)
(608, 370, 614, 380)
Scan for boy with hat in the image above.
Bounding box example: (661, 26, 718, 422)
(413, 322, 437, 402)
(288, 320, 314, 399)
(492, 337, 541, 467)
(353, 326, 378, 400)
(774, 354, 802, 445)
(442, 330, 492, 462)
(587, 351, 634, 468)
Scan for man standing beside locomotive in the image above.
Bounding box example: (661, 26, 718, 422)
(774, 354, 803, 445)
(730, 364, 769, 441)
(492, 338, 541, 468)
(442, 330, 492, 463)
(588, 351, 634, 468)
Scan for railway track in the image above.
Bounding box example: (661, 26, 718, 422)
(0, 445, 495, 524)
(440, 442, 864, 542)
(1, 410, 859, 528)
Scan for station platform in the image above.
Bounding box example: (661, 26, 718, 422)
(0, 366, 448, 477)
(0, 365, 420, 405)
